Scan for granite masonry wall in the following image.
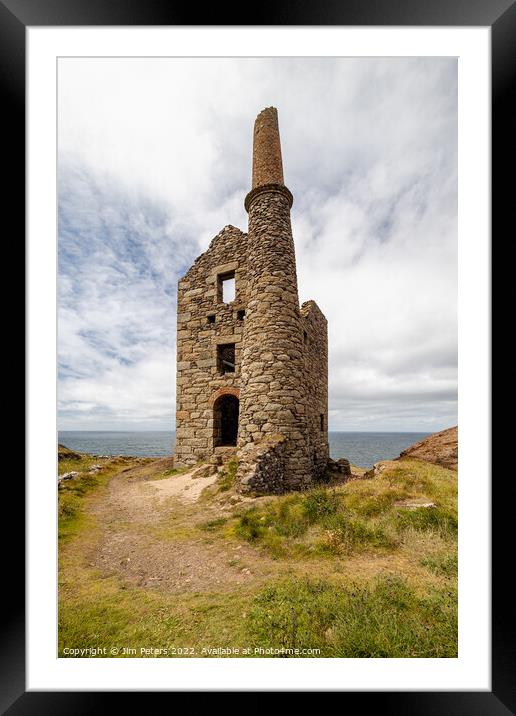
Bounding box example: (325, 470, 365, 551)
(174, 225, 248, 467)
(301, 300, 330, 479)
(236, 434, 287, 494)
(236, 185, 312, 491)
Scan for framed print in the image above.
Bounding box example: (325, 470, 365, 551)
(6, 0, 510, 709)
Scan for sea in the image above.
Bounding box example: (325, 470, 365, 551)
(58, 430, 430, 469)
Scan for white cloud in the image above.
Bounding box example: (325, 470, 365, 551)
(58, 57, 457, 431)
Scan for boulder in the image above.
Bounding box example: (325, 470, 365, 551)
(365, 460, 399, 479)
(58, 471, 79, 484)
(327, 457, 351, 478)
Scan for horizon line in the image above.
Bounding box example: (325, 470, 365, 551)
(58, 428, 437, 434)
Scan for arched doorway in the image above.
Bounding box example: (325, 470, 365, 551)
(213, 394, 239, 447)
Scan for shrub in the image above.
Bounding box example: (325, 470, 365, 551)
(235, 509, 268, 541)
(274, 500, 309, 537)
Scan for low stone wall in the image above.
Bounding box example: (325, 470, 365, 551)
(236, 434, 287, 495)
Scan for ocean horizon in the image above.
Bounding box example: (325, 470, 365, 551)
(58, 430, 431, 468)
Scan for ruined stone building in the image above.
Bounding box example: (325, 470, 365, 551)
(175, 107, 328, 493)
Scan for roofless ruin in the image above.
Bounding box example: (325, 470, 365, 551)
(175, 107, 329, 493)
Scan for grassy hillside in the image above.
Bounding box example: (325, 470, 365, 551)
(58, 451, 457, 658)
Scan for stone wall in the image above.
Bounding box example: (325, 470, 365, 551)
(174, 225, 247, 466)
(236, 434, 287, 494)
(301, 300, 329, 478)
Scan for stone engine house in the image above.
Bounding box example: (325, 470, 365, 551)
(175, 107, 328, 493)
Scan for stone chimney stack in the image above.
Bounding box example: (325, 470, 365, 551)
(238, 107, 312, 491)
(251, 107, 285, 188)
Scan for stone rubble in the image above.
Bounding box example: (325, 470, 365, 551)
(58, 471, 79, 484)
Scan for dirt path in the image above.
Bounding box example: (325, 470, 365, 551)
(149, 465, 218, 504)
(87, 461, 280, 594)
(81, 458, 434, 598)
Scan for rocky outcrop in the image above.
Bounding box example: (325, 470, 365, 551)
(399, 426, 458, 471)
(58, 444, 82, 461)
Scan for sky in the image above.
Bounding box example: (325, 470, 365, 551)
(58, 57, 457, 432)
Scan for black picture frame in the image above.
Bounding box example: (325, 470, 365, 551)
(8, 0, 507, 711)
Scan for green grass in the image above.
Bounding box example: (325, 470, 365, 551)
(58, 568, 457, 658)
(59, 463, 108, 541)
(247, 575, 457, 658)
(343, 488, 405, 517)
(303, 488, 341, 522)
(233, 458, 457, 559)
(234, 488, 340, 541)
(58, 454, 458, 659)
(316, 512, 398, 555)
(233, 492, 397, 559)
(59, 572, 250, 657)
(421, 552, 458, 578)
(58, 454, 102, 475)
(394, 505, 457, 537)
(217, 457, 239, 492)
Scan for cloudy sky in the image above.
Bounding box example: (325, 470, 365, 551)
(58, 57, 457, 432)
